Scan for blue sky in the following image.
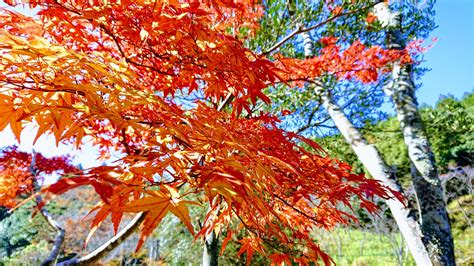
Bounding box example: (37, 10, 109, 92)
(417, 0, 473, 105)
(0, 0, 472, 168)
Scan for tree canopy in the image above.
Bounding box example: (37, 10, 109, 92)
(0, 1, 414, 264)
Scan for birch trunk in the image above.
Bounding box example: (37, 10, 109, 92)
(375, 3, 455, 264)
(299, 31, 432, 265)
(320, 88, 432, 265)
(386, 63, 455, 265)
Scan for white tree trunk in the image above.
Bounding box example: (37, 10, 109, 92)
(300, 29, 432, 265)
(320, 90, 432, 265)
(386, 63, 455, 265)
(375, 3, 455, 264)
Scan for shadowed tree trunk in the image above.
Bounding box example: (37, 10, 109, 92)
(374, 3, 455, 264)
(299, 31, 433, 265)
(202, 231, 219, 266)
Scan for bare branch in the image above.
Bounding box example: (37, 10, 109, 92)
(57, 212, 146, 266)
(39, 206, 66, 266)
(78, 213, 144, 265)
(217, 93, 234, 112)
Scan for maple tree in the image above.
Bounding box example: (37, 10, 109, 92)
(0, 146, 77, 265)
(0, 1, 411, 264)
(0, 146, 76, 208)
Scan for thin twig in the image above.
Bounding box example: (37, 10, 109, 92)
(261, 3, 378, 56)
(273, 194, 319, 225)
(217, 93, 234, 112)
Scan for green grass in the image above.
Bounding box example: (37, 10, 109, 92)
(313, 226, 473, 265)
(449, 195, 474, 265)
(314, 228, 415, 266)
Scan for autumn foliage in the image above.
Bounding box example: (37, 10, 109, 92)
(277, 38, 413, 85)
(0, 146, 75, 208)
(0, 1, 407, 264)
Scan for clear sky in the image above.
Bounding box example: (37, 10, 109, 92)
(417, 0, 473, 105)
(0, 0, 472, 168)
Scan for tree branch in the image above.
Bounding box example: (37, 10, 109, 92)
(261, 3, 379, 56)
(57, 91, 232, 265)
(217, 93, 234, 112)
(39, 205, 66, 266)
(57, 212, 146, 266)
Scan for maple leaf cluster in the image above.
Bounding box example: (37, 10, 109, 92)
(0, 146, 76, 207)
(276, 38, 413, 86)
(0, 1, 407, 264)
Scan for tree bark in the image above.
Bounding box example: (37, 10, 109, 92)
(386, 61, 455, 265)
(320, 88, 432, 265)
(202, 230, 219, 266)
(375, 3, 455, 264)
(299, 31, 432, 265)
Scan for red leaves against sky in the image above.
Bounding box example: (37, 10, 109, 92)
(0, 146, 76, 207)
(0, 1, 408, 264)
(30, 0, 273, 109)
(277, 38, 413, 86)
